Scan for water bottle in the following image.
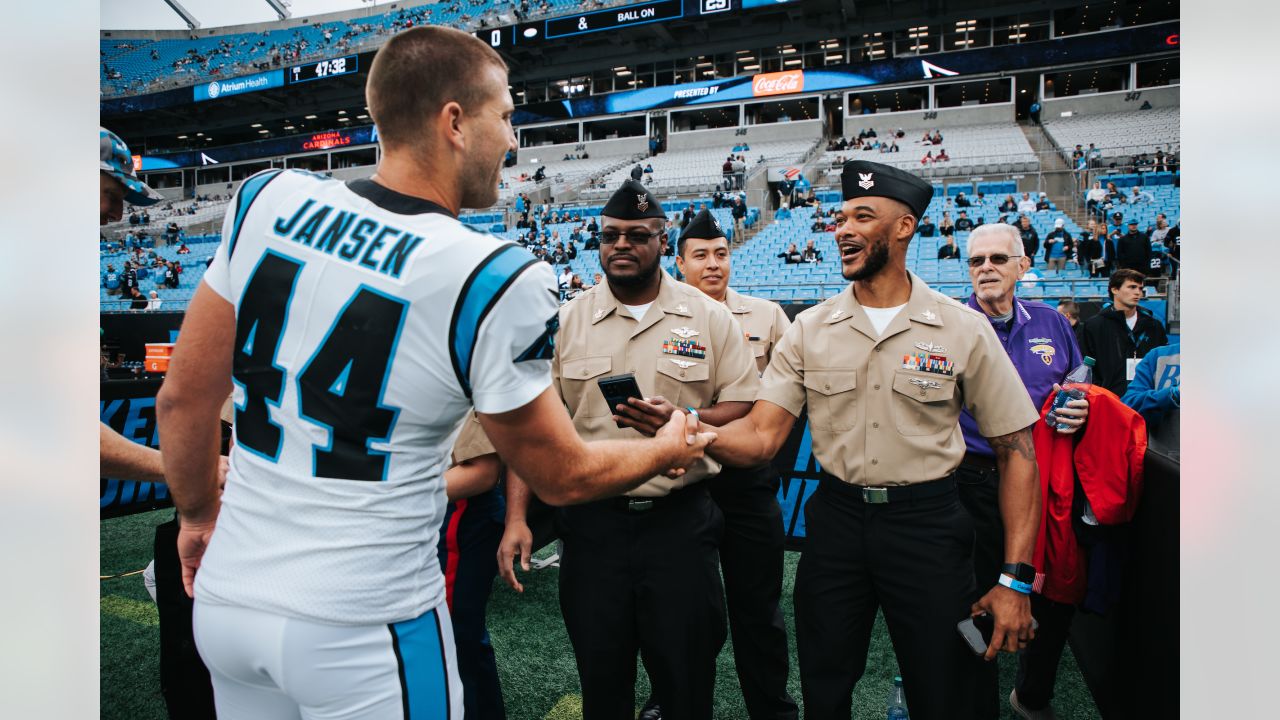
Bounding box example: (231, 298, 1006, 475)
(1046, 356, 1095, 430)
(886, 675, 909, 719)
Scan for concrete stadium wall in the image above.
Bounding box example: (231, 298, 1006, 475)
(843, 103, 1015, 138)
(1041, 85, 1179, 118)
(515, 136, 645, 163)
(666, 119, 822, 152)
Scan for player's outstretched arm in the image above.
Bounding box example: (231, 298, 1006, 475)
(100, 422, 166, 483)
(444, 454, 503, 501)
(701, 399, 797, 469)
(478, 388, 716, 506)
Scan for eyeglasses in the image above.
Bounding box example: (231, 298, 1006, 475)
(600, 230, 663, 245)
(967, 254, 1023, 268)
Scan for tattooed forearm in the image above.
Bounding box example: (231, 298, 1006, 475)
(987, 426, 1036, 463)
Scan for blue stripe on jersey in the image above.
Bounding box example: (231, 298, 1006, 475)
(228, 169, 284, 257)
(389, 608, 451, 720)
(448, 244, 538, 398)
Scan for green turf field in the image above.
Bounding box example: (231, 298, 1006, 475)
(102, 509, 1100, 719)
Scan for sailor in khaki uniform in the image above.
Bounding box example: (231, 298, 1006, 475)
(503, 180, 760, 720)
(700, 161, 1043, 720)
(642, 208, 797, 720)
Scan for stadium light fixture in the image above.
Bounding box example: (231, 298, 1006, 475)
(195, 132, 204, 136)
(305, 114, 317, 119)
(742, 63, 760, 70)
(357, 114, 369, 119)
(259, 129, 269, 134)
(283, 125, 296, 130)
(251, 123, 263, 128)
(826, 54, 843, 61)
(338, 110, 347, 115)
(177, 135, 188, 139)
(339, 117, 351, 122)
(616, 69, 632, 76)
(784, 59, 802, 66)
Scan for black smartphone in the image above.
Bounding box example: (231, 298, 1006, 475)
(957, 613, 1039, 656)
(597, 373, 644, 428)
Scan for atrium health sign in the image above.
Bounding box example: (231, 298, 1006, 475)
(194, 70, 284, 102)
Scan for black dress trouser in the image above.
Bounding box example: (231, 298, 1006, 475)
(706, 464, 799, 720)
(154, 517, 217, 720)
(794, 477, 979, 720)
(558, 486, 727, 720)
(956, 459, 1079, 716)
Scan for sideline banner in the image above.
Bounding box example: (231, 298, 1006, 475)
(100, 379, 172, 519)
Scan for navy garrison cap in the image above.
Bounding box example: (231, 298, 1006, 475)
(840, 160, 933, 219)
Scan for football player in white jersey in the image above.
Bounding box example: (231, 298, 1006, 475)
(156, 26, 715, 720)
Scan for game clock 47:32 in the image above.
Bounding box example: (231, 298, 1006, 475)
(288, 55, 359, 84)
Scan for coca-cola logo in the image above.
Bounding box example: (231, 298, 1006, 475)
(752, 70, 804, 97)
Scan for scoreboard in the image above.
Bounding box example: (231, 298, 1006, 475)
(476, 0, 785, 50)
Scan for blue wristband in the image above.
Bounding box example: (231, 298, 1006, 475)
(685, 406, 700, 422)
(998, 573, 1033, 595)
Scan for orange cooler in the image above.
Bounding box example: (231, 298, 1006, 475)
(144, 342, 175, 373)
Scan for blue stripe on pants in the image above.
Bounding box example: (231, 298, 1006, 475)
(390, 609, 450, 720)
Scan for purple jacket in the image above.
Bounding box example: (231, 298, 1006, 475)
(961, 295, 1083, 457)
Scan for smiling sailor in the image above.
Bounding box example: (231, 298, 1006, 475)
(693, 159, 1043, 720)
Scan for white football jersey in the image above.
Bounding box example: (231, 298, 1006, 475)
(194, 170, 558, 625)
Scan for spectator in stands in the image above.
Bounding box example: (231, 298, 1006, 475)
(722, 156, 735, 189)
(1043, 218, 1073, 276)
(176, 241, 190, 254)
(956, 211, 974, 232)
(1017, 215, 1040, 267)
(1116, 219, 1153, 274)
(919, 130, 932, 144)
(163, 261, 180, 289)
(146, 290, 163, 311)
(955, 192, 970, 208)
(732, 156, 746, 189)
(1154, 148, 1168, 173)
(128, 286, 148, 310)
(1016, 192, 1037, 214)
(1088, 143, 1102, 168)
(917, 215, 936, 237)
(121, 260, 139, 296)
(975, 191, 987, 207)
(557, 266, 573, 291)
(930, 129, 943, 144)
(1000, 194, 1017, 213)
(566, 239, 578, 262)
(1035, 193, 1051, 211)
(591, 272, 603, 287)
(103, 264, 121, 295)
(1121, 342, 1180, 459)
(935, 148, 949, 162)
(778, 243, 802, 264)
(920, 150, 933, 165)
(732, 197, 747, 239)
(1085, 181, 1107, 219)
(801, 239, 822, 263)
(1080, 269, 1168, 396)
(939, 212, 955, 239)
(810, 217, 827, 233)
(1104, 181, 1124, 207)
(937, 235, 960, 260)
(1129, 186, 1154, 205)
(566, 274, 587, 300)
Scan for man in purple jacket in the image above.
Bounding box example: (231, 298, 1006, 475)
(956, 224, 1092, 720)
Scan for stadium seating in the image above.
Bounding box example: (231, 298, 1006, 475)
(578, 139, 818, 200)
(819, 122, 1038, 179)
(101, 1, 639, 97)
(100, 234, 218, 312)
(1042, 107, 1179, 162)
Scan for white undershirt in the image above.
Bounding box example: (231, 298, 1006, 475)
(623, 302, 653, 320)
(1126, 312, 1138, 330)
(863, 303, 907, 336)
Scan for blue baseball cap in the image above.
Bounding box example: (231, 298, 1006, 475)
(100, 127, 162, 206)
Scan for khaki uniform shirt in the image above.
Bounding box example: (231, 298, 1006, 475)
(757, 272, 1038, 486)
(723, 287, 791, 374)
(451, 411, 496, 465)
(553, 271, 760, 497)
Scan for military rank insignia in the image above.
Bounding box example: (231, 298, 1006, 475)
(903, 352, 954, 376)
(663, 338, 707, 359)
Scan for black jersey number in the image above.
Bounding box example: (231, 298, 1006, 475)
(232, 251, 408, 481)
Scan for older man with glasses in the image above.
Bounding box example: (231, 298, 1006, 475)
(956, 224, 1092, 720)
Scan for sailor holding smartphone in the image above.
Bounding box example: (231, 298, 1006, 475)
(501, 179, 759, 719)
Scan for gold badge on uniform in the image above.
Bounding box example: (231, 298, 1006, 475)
(1029, 337, 1056, 366)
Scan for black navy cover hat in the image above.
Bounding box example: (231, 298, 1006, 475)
(680, 209, 726, 241)
(602, 179, 666, 220)
(840, 160, 933, 219)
